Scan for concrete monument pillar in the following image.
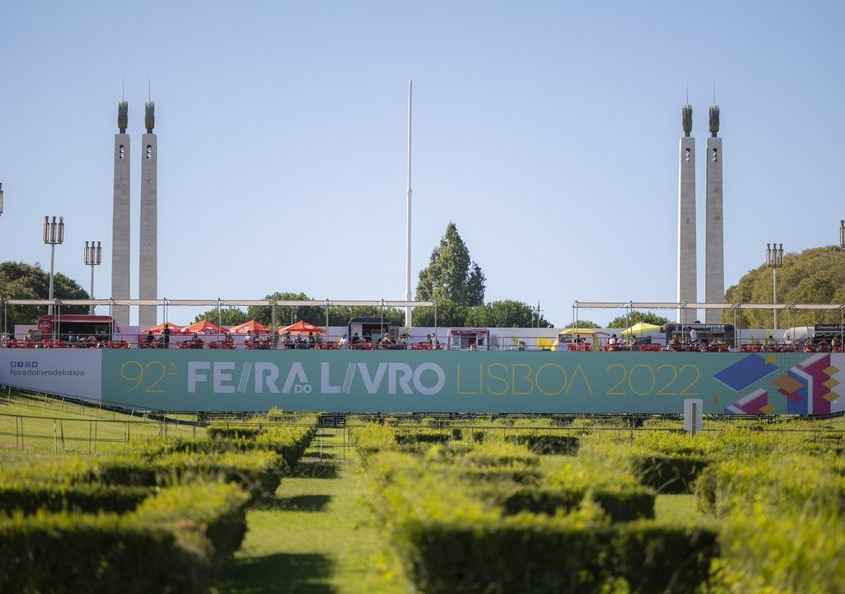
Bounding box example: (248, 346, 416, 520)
(704, 104, 724, 323)
(677, 104, 697, 323)
(111, 101, 131, 328)
(138, 101, 158, 329)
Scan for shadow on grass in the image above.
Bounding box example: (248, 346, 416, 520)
(257, 493, 333, 512)
(216, 552, 336, 594)
(291, 460, 340, 479)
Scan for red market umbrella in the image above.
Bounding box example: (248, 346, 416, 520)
(279, 320, 326, 336)
(141, 321, 183, 335)
(229, 320, 271, 335)
(180, 320, 225, 335)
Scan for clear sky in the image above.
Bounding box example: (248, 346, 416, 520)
(1, 0, 844, 327)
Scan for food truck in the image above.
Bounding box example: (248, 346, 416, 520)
(347, 317, 399, 344)
(37, 314, 121, 345)
(446, 327, 490, 351)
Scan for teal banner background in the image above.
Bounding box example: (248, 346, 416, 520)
(100, 350, 845, 415)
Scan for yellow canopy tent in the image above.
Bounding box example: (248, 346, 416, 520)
(552, 328, 608, 351)
(621, 322, 663, 336)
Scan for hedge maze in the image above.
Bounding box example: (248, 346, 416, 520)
(350, 416, 845, 593)
(0, 417, 316, 593)
(1, 411, 844, 593)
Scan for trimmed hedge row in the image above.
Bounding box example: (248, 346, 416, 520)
(89, 449, 284, 499)
(630, 453, 710, 494)
(491, 484, 655, 522)
(359, 430, 715, 593)
(398, 515, 718, 594)
(0, 481, 249, 594)
(0, 482, 153, 515)
(134, 481, 251, 561)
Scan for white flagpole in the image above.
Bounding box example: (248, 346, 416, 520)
(405, 80, 413, 328)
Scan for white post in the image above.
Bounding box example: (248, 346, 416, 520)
(684, 399, 703, 435)
(405, 80, 413, 328)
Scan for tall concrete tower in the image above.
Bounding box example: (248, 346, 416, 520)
(677, 104, 697, 323)
(138, 101, 158, 329)
(111, 101, 131, 328)
(704, 104, 724, 323)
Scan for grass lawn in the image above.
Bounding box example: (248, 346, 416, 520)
(214, 428, 410, 594)
(0, 391, 202, 455)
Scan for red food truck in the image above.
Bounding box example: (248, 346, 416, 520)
(36, 314, 125, 347)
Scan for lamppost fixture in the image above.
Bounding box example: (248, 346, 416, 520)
(766, 242, 784, 330)
(43, 216, 65, 315)
(0, 183, 4, 216)
(84, 241, 102, 314)
(839, 220, 844, 349)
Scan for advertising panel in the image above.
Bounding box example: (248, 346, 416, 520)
(94, 350, 845, 415)
(0, 349, 102, 402)
(3, 348, 843, 415)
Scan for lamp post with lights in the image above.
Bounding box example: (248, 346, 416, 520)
(766, 242, 784, 330)
(43, 216, 65, 315)
(84, 241, 102, 314)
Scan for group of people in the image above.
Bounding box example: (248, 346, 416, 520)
(280, 331, 316, 349)
(337, 332, 417, 350)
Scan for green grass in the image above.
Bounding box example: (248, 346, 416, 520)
(0, 391, 203, 455)
(655, 494, 699, 523)
(214, 429, 410, 594)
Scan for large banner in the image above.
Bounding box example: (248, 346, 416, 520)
(3, 349, 843, 415)
(0, 349, 102, 401)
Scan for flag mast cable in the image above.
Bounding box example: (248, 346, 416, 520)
(404, 80, 413, 328)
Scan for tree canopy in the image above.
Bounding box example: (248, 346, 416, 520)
(416, 222, 486, 307)
(0, 261, 89, 331)
(724, 245, 845, 328)
(606, 311, 670, 329)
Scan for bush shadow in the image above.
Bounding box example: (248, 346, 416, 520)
(216, 552, 336, 594)
(257, 494, 333, 512)
(290, 460, 340, 479)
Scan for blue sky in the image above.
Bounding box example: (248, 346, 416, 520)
(1, 1, 844, 327)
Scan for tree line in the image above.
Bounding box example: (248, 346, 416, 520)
(3, 226, 843, 332)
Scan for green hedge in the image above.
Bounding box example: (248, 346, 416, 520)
(0, 482, 250, 593)
(630, 453, 709, 494)
(0, 511, 209, 594)
(0, 483, 153, 515)
(398, 515, 717, 594)
(134, 482, 250, 561)
(493, 485, 655, 522)
(89, 450, 284, 499)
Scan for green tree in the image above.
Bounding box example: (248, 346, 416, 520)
(725, 246, 845, 328)
(248, 292, 327, 329)
(410, 298, 470, 328)
(416, 222, 486, 306)
(0, 261, 88, 332)
(465, 300, 553, 328)
(325, 305, 404, 328)
(563, 320, 600, 329)
(606, 311, 670, 329)
(194, 307, 250, 327)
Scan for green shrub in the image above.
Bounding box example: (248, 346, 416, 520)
(0, 510, 210, 594)
(0, 482, 153, 515)
(134, 482, 250, 561)
(631, 453, 710, 494)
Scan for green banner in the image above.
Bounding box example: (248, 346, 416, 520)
(100, 350, 845, 415)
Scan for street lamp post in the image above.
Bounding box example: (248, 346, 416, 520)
(0, 183, 4, 217)
(766, 242, 784, 330)
(84, 241, 102, 314)
(836, 221, 845, 348)
(43, 216, 65, 315)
